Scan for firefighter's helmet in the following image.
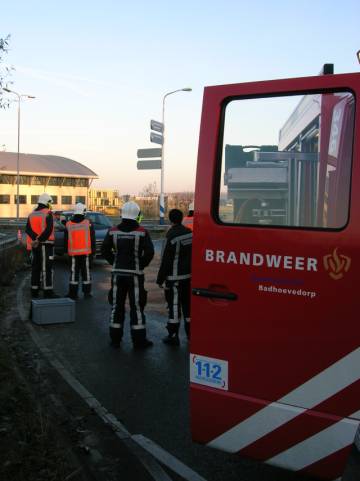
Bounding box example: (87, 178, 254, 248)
(122, 201, 140, 220)
(74, 203, 86, 215)
(38, 193, 53, 206)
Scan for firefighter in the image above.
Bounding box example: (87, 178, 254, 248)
(157, 208, 192, 345)
(101, 201, 154, 349)
(183, 201, 194, 231)
(25, 192, 57, 298)
(64, 203, 96, 300)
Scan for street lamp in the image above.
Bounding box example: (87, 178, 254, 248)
(159, 87, 192, 225)
(3, 88, 36, 222)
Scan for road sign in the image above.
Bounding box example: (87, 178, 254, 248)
(150, 132, 163, 145)
(137, 159, 162, 170)
(150, 119, 164, 133)
(137, 148, 162, 158)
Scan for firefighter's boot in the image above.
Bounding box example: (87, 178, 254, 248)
(133, 338, 153, 349)
(162, 334, 180, 346)
(163, 323, 180, 345)
(132, 329, 153, 349)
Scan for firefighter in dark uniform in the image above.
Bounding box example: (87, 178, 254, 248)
(157, 208, 192, 345)
(101, 201, 154, 349)
(25, 192, 57, 298)
(64, 203, 96, 300)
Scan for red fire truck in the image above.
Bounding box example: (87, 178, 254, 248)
(190, 68, 360, 480)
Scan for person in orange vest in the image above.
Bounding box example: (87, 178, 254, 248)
(64, 203, 96, 300)
(25, 193, 57, 298)
(183, 201, 194, 231)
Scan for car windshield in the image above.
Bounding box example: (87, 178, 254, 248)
(54, 212, 113, 230)
(86, 213, 112, 230)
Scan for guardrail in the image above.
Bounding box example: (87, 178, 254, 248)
(0, 218, 26, 227)
(0, 234, 18, 250)
(0, 234, 26, 286)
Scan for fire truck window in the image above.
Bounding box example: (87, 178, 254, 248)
(218, 92, 354, 229)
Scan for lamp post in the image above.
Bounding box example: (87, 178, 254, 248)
(159, 87, 192, 225)
(3, 88, 36, 222)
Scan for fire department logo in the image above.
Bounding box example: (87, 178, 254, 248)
(323, 248, 351, 280)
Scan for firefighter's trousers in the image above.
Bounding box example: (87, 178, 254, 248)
(31, 243, 54, 296)
(109, 274, 148, 346)
(164, 279, 191, 339)
(68, 255, 92, 297)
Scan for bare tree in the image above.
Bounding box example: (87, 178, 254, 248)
(137, 182, 158, 218)
(167, 191, 194, 212)
(0, 35, 13, 109)
(139, 181, 158, 197)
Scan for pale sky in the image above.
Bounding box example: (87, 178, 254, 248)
(1, 0, 359, 195)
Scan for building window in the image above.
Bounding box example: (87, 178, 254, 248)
(48, 177, 64, 186)
(50, 195, 58, 204)
(62, 196, 72, 204)
(19, 176, 31, 185)
(76, 178, 88, 187)
(31, 195, 39, 204)
(0, 175, 14, 184)
(0, 195, 10, 204)
(32, 176, 46, 185)
(75, 196, 86, 204)
(14, 195, 27, 204)
(63, 178, 76, 187)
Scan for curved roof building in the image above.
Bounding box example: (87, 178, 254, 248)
(0, 152, 98, 178)
(0, 152, 98, 218)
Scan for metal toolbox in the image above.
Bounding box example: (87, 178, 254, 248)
(31, 298, 75, 325)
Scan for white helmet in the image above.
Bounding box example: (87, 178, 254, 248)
(38, 193, 53, 206)
(122, 201, 140, 220)
(74, 202, 86, 215)
(189, 201, 194, 211)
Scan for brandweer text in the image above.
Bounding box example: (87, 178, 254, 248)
(205, 249, 318, 271)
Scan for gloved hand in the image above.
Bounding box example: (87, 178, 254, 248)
(31, 239, 39, 249)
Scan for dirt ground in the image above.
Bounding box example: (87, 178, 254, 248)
(0, 274, 84, 481)
(0, 269, 156, 481)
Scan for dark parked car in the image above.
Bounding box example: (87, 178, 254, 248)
(54, 210, 113, 256)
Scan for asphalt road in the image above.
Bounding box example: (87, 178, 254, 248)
(25, 243, 358, 481)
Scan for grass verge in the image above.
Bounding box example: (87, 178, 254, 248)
(0, 343, 76, 481)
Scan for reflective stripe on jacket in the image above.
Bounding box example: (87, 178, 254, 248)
(110, 229, 145, 274)
(167, 232, 192, 281)
(183, 216, 193, 231)
(66, 219, 92, 256)
(26, 208, 55, 250)
(156, 224, 192, 285)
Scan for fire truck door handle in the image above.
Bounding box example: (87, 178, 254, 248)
(192, 288, 238, 301)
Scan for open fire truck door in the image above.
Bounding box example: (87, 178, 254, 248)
(190, 72, 360, 480)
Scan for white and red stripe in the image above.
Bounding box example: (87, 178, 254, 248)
(205, 347, 360, 479)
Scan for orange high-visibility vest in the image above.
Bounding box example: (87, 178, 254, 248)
(26, 208, 55, 250)
(183, 216, 194, 231)
(66, 219, 92, 256)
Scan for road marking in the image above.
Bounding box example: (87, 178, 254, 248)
(133, 435, 208, 481)
(17, 273, 207, 481)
